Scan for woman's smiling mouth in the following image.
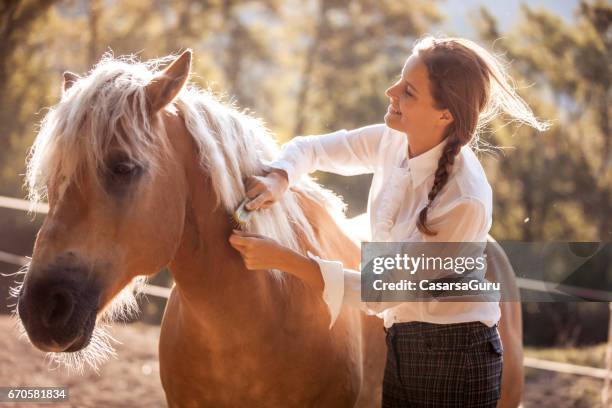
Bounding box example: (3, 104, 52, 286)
(388, 105, 401, 115)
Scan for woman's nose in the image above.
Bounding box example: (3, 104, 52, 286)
(385, 85, 396, 98)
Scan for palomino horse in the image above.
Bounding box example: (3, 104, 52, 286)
(15, 50, 522, 407)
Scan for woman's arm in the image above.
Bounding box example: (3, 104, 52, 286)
(229, 229, 324, 291)
(269, 124, 387, 186)
(245, 124, 387, 210)
(229, 229, 359, 327)
(274, 246, 325, 292)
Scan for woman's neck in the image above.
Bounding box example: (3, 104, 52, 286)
(407, 132, 446, 158)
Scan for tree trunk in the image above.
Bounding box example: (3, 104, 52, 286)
(293, 0, 328, 136)
(88, 0, 101, 66)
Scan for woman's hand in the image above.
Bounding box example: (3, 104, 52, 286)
(228, 229, 287, 270)
(244, 169, 289, 211)
(228, 229, 324, 291)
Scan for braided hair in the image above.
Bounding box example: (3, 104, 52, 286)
(413, 36, 549, 235)
(417, 137, 462, 235)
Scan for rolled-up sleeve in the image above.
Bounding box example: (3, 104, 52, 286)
(306, 251, 362, 328)
(306, 251, 401, 328)
(269, 124, 386, 186)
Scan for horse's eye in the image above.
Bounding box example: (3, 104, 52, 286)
(103, 154, 144, 192)
(112, 162, 137, 177)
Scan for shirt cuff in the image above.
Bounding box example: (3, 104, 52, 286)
(267, 160, 297, 186)
(306, 250, 344, 329)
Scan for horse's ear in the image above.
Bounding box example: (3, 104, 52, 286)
(145, 50, 192, 114)
(62, 71, 80, 94)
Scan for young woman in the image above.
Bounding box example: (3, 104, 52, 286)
(229, 36, 547, 407)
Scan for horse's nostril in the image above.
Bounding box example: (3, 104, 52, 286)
(42, 289, 75, 328)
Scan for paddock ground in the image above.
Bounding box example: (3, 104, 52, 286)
(0, 316, 603, 407)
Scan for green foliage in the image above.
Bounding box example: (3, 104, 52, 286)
(476, 0, 611, 241)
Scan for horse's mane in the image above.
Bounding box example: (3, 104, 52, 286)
(176, 86, 348, 275)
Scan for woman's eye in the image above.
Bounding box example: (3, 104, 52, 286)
(405, 88, 413, 96)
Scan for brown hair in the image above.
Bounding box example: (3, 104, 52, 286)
(412, 36, 549, 236)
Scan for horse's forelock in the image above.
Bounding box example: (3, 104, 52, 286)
(26, 54, 172, 208)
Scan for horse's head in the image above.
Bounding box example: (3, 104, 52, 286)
(16, 51, 194, 361)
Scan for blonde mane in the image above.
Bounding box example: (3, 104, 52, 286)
(175, 86, 347, 272)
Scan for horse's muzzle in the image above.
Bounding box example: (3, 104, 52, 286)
(17, 262, 101, 353)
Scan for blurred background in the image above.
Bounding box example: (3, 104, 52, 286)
(0, 0, 610, 406)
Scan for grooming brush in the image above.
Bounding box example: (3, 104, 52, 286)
(232, 198, 254, 229)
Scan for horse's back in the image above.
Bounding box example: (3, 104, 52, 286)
(486, 237, 524, 408)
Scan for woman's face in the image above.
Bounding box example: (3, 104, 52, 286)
(384, 54, 450, 140)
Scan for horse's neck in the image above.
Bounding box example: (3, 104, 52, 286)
(167, 166, 256, 312)
(164, 135, 301, 335)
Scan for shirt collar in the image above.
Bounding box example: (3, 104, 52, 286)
(406, 138, 448, 188)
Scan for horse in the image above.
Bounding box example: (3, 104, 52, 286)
(14, 50, 522, 407)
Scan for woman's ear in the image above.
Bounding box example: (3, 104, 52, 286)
(440, 109, 454, 125)
(145, 49, 192, 114)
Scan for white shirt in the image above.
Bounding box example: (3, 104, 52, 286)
(270, 124, 500, 329)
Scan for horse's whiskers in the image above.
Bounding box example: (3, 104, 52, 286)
(99, 276, 146, 324)
(7, 263, 28, 313)
(45, 324, 119, 375)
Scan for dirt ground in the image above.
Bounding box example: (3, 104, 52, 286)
(0, 316, 605, 407)
(0, 316, 165, 408)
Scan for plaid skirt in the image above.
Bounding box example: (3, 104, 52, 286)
(382, 321, 503, 408)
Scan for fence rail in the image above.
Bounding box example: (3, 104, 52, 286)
(0, 196, 48, 214)
(523, 357, 609, 380)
